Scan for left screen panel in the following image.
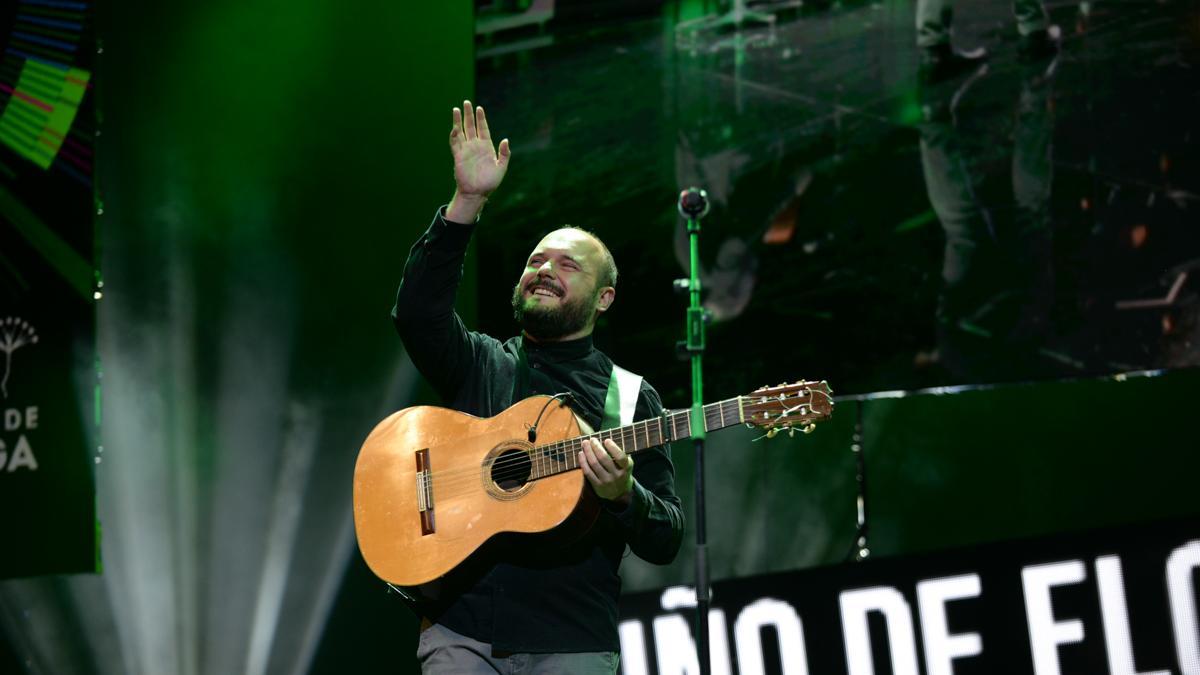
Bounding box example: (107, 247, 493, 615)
(0, 0, 97, 578)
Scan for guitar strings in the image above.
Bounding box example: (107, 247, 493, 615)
(408, 391, 827, 493)
(409, 414, 691, 495)
(421, 415, 680, 482)
(416, 424, 674, 493)
(414, 396, 785, 488)
(416, 425, 822, 502)
(410, 407, 721, 494)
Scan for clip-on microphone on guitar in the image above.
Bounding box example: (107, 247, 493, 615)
(677, 186, 714, 675)
(527, 392, 577, 443)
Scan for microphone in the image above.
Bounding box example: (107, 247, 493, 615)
(677, 187, 710, 219)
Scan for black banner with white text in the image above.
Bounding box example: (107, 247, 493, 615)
(619, 519, 1200, 675)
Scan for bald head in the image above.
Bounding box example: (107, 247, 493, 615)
(540, 227, 618, 289)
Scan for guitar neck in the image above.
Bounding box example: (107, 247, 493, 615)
(529, 398, 744, 481)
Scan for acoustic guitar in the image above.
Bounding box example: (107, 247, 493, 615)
(353, 381, 833, 589)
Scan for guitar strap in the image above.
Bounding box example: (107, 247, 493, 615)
(514, 335, 642, 431)
(601, 363, 643, 430)
(512, 335, 531, 403)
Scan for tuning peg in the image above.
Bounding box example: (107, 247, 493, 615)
(766, 428, 778, 439)
(803, 424, 816, 434)
(788, 427, 795, 438)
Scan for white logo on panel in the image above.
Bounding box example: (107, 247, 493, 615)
(0, 316, 38, 399)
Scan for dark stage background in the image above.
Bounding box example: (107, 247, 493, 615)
(0, 0, 1198, 674)
(474, 0, 1200, 399)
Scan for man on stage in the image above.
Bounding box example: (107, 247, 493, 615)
(391, 100, 684, 674)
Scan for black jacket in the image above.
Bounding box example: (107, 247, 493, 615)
(391, 208, 684, 652)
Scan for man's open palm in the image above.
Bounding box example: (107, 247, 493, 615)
(450, 100, 510, 197)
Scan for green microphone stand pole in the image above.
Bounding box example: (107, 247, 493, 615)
(677, 187, 711, 675)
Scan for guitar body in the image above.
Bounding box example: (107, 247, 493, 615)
(353, 395, 598, 588)
(353, 378, 834, 594)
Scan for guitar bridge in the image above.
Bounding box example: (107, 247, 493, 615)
(415, 448, 435, 535)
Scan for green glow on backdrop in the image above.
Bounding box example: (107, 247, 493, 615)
(0, 1, 473, 674)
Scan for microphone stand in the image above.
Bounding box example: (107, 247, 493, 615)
(676, 187, 711, 675)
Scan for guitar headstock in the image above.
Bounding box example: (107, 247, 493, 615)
(740, 380, 834, 438)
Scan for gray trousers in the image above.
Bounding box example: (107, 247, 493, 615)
(417, 623, 620, 675)
(916, 0, 1049, 47)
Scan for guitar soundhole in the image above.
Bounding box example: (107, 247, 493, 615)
(491, 448, 533, 492)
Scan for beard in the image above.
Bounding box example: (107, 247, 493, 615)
(511, 280, 597, 341)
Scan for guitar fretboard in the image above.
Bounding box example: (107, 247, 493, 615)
(527, 397, 746, 481)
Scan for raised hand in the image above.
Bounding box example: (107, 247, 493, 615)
(446, 101, 510, 224)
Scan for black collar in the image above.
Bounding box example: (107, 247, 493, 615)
(521, 333, 595, 362)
